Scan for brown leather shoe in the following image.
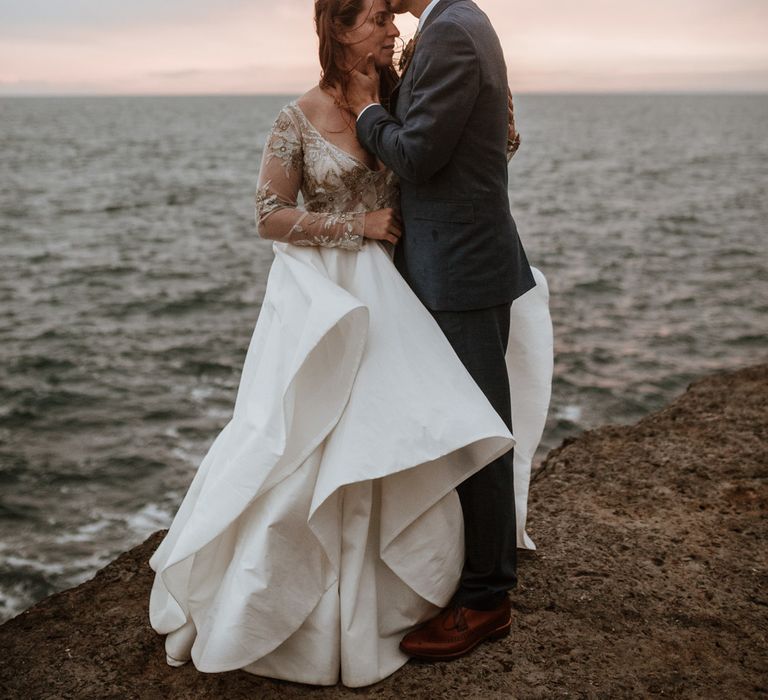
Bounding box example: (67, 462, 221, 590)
(399, 597, 512, 661)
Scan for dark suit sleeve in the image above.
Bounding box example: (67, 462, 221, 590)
(356, 21, 480, 184)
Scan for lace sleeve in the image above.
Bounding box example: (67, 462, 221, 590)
(255, 108, 366, 251)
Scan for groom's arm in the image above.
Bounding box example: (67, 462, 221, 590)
(355, 22, 480, 184)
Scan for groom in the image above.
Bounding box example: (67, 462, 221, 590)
(347, 0, 536, 661)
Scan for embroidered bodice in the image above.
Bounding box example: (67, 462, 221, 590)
(255, 102, 399, 251)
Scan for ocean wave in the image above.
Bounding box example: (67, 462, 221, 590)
(0, 92, 765, 624)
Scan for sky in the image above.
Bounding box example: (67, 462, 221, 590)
(1, 0, 767, 95)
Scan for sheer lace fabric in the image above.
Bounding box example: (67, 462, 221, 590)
(255, 102, 399, 251)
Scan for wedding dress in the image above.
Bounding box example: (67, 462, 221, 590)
(148, 101, 553, 688)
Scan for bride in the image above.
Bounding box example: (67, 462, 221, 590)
(148, 0, 552, 688)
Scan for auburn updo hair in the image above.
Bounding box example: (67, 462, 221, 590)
(314, 0, 399, 113)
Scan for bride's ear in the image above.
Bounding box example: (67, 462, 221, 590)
(332, 18, 350, 44)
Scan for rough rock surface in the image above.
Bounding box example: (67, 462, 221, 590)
(1, 364, 766, 699)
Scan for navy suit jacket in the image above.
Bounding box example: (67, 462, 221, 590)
(356, 0, 536, 311)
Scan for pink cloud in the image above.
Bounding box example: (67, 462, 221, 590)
(0, 0, 766, 94)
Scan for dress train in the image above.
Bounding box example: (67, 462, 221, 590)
(148, 240, 552, 687)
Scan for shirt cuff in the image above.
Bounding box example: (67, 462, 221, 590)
(356, 103, 381, 121)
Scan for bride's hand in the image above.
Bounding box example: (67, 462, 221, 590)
(507, 89, 517, 135)
(507, 87, 521, 152)
(364, 208, 402, 245)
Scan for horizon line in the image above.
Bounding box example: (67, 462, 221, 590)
(1, 89, 767, 98)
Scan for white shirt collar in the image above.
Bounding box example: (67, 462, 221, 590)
(417, 0, 443, 31)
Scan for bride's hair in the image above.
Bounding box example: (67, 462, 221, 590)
(314, 0, 399, 113)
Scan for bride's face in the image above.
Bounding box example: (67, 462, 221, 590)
(341, 0, 400, 69)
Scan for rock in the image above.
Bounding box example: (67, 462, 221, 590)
(1, 364, 766, 699)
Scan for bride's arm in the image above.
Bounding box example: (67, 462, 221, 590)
(255, 109, 366, 250)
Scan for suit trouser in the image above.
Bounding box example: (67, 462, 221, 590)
(428, 302, 517, 609)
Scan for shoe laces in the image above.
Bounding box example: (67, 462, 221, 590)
(444, 605, 468, 632)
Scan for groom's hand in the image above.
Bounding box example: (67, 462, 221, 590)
(347, 53, 381, 116)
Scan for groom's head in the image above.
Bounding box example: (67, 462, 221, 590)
(388, 0, 431, 16)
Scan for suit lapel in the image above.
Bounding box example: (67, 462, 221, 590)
(391, 0, 467, 108)
(419, 0, 465, 33)
(393, 0, 466, 90)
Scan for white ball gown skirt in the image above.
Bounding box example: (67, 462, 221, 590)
(148, 240, 553, 687)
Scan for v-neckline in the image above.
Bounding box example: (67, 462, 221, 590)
(290, 101, 386, 175)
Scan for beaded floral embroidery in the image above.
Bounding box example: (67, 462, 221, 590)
(255, 102, 398, 251)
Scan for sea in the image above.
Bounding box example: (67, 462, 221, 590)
(0, 94, 766, 623)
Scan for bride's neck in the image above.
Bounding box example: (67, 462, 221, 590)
(320, 83, 356, 121)
(339, 55, 366, 76)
